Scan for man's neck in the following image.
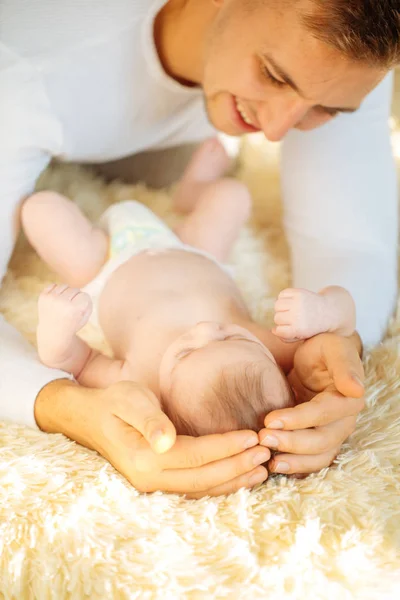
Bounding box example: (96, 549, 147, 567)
(154, 0, 216, 86)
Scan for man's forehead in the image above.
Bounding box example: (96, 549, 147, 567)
(249, 0, 385, 107)
(262, 41, 383, 110)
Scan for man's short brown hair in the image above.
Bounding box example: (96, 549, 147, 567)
(302, 1, 400, 68)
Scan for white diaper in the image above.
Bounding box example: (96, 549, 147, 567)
(83, 200, 233, 327)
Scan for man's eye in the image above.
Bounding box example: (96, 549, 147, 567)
(261, 64, 286, 88)
(315, 105, 339, 118)
(324, 108, 339, 118)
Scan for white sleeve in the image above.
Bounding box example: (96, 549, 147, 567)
(0, 46, 72, 428)
(281, 72, 398, 348)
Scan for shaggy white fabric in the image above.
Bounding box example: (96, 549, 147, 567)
(1, 131, 400, 600)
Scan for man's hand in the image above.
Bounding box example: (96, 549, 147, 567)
(259, 333, 365, 475)
(35, 379, 270, 498)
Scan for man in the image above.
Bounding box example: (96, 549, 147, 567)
(0, 0, 397, 497)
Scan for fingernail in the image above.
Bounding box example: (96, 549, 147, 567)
(151, 429, 164, 442)
(274, 461, 290, 473)
(252, 451, 270, 466)
(267, 420, 284, 430)
(261, 435, 279, 449)
(248, 472, 267, 487)
(151, 430, 170, 453)
(244, 436, 258, 449)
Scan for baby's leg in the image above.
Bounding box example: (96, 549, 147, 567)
(21, 191, 109, 287)
(37, 284, 94, 376)
(273, 286, 356, 342)
(172, 138, 233, 214)
(37, 284, 126, 387)
(174, 178, 251, 262)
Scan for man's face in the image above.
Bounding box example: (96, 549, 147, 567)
(201, 0, 385, 140)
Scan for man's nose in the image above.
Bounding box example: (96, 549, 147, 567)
(257, 96, 310, 142)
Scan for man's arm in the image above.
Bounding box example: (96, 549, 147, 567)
(281, 72, 397, 348)
(0, 48, 72, 428)
(0, 143, 74, 428)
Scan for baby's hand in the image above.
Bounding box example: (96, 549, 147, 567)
(273, 288, 329, 342)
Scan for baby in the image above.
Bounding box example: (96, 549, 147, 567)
(21, 139, 356, 437)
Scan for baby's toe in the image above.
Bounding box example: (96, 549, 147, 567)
(50, 284, 69, 297)
(70, 291, 92, 314)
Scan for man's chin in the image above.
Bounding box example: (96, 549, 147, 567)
(204, 96, 244, 136)
(217, 126, 244, 137)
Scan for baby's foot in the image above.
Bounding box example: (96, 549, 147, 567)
(272, 288, 331, 342)
(173, 138, 233, 213)
(37, 284, 92, 367)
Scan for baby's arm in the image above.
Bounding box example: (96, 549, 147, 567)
(74, 350, 127, 389)
(37, 285, 128, 388)
(318, 286, 356, 336)
(273, 286, 356, 342)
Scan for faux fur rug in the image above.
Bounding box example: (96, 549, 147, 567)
(1, 131, 400, 600)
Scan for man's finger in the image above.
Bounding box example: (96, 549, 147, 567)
(108, 382, 176, 453)
(259, 415, 356, 454)
(264, 388, 365, 431)
(150, 445, 271, 493)
(268, 448, 340, 475)
(323, 335, 365, 398)
(186, 466, 268, 499)
(134, 430, 260, 472)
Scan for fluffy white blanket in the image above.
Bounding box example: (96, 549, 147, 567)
(1, 133, 399, 599)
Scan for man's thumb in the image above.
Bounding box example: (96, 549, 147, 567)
(332, 364, 365, 398)
(148, 422, 176, 454)
(329, 338, 365, 398)
(111, 382, 177, 453)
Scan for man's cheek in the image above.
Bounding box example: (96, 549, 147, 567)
(296, 113, 334, 131)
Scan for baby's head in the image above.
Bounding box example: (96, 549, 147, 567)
(159, 322, 294, 436)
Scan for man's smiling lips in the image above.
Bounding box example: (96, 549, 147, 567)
(235, 97, 254, 126)
(232, 95, 260, 132)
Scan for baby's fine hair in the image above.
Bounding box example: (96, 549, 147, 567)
(165, 361, 295, 437)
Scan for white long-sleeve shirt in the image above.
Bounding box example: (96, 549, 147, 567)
(0, 0, 397, 428)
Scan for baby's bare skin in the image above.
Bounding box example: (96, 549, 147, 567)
(22, 138, 356, 437)
(37, 247, 289, 406)
(98, 250, 250, 387)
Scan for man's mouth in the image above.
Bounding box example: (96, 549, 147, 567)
(234, 96, 258, 129)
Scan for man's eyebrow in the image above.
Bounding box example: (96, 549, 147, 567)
(262, 53, 359, 114)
